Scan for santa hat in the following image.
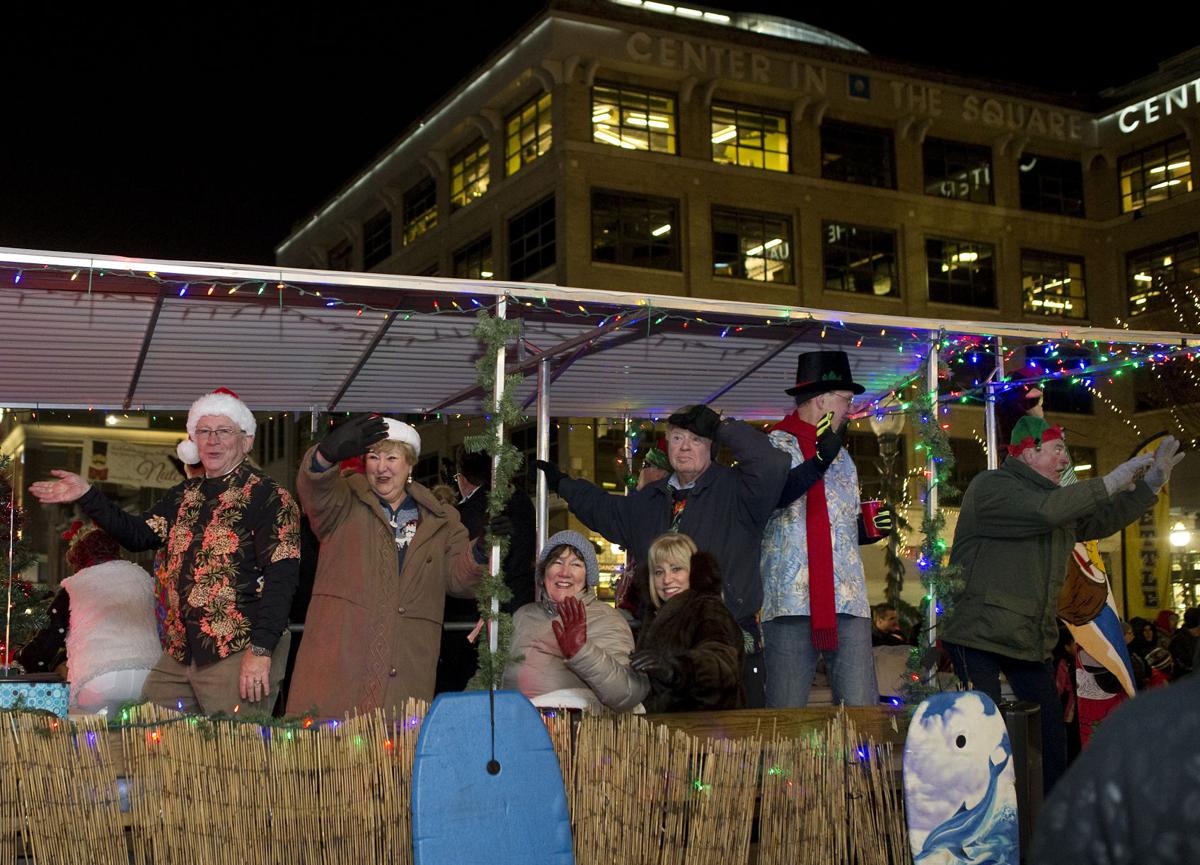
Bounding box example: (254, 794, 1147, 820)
(1007, 415, 1064, 457)
(176, 388, 256, 464)
(383, 418, 421, 458)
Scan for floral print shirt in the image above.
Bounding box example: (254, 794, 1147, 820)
(80, 462, 300, 665)
(759, 430, 870, 622)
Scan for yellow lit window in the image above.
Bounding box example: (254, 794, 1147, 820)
(403, 177, 437, 245)
(1021, 252, 1086, 319)
(1119, 135, 1193, 213)
(450, 140, 490, 211)
(711, 103, 789, 172)
(592, 83, 676, 154)
(506, 92, 552, 177)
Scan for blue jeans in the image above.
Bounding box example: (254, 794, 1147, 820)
(943, 641, 1066, 794)
(763, 614, 878, 707)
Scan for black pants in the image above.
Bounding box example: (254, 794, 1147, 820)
(944, 642, 1066, 794)
(742, 649, 766, 708)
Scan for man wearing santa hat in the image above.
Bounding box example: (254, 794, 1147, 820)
(30, 388, 300, 715)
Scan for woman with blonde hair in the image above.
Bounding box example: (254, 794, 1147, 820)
(630, 532, 745, 713)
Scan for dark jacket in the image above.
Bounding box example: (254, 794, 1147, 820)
(941, 459, 1156, 662)
(453, 482, 536, 615)
(557, 419, 788, 627)
(635, 552, 745, 713)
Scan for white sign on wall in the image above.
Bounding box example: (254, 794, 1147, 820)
(81, 439, 183, 489)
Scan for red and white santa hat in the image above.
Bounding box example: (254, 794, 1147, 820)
(176, 387, 256, 465)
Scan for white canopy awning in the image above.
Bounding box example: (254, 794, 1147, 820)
(2, 247, 1195, 419)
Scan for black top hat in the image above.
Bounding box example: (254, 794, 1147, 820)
(785, 350, 865, 399)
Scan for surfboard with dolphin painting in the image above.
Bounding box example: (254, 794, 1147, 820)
(903, 690, 1019, 865)
(411, 691, 574, 865)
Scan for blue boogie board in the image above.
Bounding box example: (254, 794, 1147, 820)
(411, 691, 574, 865)
(903, 690, 1019, 865)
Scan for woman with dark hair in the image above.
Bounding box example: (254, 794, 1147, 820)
(629, 533, 744, 713)
(502, 530, 645, 712)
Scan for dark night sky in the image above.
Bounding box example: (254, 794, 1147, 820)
(3, 2, 1199, 265)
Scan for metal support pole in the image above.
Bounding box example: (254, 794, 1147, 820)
(489, 297, 507, 658)
(536, 359, 550, 553)
(925, 338, 940, 651)
(984, 337, 1005, 470)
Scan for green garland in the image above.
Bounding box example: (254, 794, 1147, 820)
(898, 377, 964, 708)
(464, 310, 524, 689)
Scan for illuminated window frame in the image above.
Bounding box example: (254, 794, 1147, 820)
(711, 206, 793, 283)
(823, 221, 899, 297)
(1021, 250, 1087, 319)
(505, 92, 553, 177)
(362, 210, 392, 269)
(592, 189, 680, 271)
(926, 237, 996, 308)
(710, 102, 789, 173)
(1118, 135, 1193, 214)
(923, 137, 993, 204)
(1125, 234, 1200, 317)
(450, 140, 490, 211)
(591, 82, 677, 154)
(453, 234, 494, 280)
(402, 177, 437, 245)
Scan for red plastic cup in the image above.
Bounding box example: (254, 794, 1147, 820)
(861, 500, 883, 539)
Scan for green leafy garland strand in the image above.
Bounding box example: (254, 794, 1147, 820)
(463, 310, 524, 689)
(2, 456, 48, 665)
(898, 375, 964, 708)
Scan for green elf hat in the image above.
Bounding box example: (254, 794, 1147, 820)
(1008, 415, 1065, 457)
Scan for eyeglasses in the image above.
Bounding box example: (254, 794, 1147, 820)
(194, 427, 240, 441)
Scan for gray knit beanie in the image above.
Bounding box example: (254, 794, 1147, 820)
(538, 530, 600, 588)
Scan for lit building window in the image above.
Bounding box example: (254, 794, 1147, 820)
(923, 138, 993, 204)
(508, 196, 556, 280)
(506, 92, 553, 177)
(403, 177, 437, 245)
(327, 238, 353, 271)
(926, 237, 996, 307)
(592, 189, 680, 270)
(821, 121, 895, 189)
(1126, 235, 1200, 316)
(1018, 154, 1084, 217)
(1021, 251, 1086, 319)
(823, 222, 898, 297)
(712, 207, 792, 283)
(453, 234, 494, 279)
(362, 210, 392, 269)
(450, 140, 490, 211)
(1118, 136, 1192, 213)
(710, 103, 789, 172)
(592, 83, 677, 154)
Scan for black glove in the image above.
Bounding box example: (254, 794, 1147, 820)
(813, 411, 845, 469)
(486, 513, 513, 539)
(667, 404, 722, 442)
(873, 506, 894, 535)
(630, 648, 683, 688)
(534, 459, 567, 492)
(318, 414, 388, 465)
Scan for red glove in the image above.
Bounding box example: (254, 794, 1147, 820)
(551, 596, 588, 659)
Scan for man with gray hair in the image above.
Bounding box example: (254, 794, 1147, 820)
(29, 387, 299, 714)
(536, 404, 788, 705)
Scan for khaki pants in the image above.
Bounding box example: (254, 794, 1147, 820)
(140, 631, 291, 715)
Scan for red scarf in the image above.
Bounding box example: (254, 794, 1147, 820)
(771, 413, 838, 650)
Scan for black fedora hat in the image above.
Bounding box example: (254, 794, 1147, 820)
(785, 350, 865, 398)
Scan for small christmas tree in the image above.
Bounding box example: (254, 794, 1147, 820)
(1, 455, 49, 670)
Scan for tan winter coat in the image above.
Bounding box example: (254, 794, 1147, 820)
(287, 446, 482, 717)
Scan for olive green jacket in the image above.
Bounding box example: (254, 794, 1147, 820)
(940, 458, 1156, 662)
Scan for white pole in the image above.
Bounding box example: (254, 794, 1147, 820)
(985, 337, 1005, 470)
(925, 338, 940, 651)
(536, 359, 550, 553)
(489, 297, 507, 658)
